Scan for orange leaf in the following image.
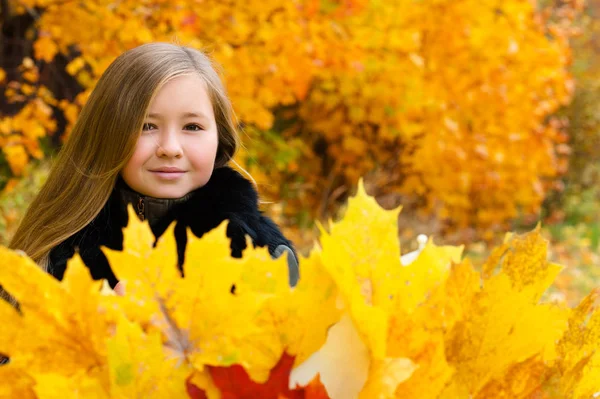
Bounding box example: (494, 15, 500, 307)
(3, 144, 28, 176)
(34, 36, 59, 63)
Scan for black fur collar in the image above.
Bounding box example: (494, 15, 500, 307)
(48, 166, 297, 287)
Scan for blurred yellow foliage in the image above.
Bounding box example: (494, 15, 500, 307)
(2, 145, 28, 176)
(0, 0, 581, 238)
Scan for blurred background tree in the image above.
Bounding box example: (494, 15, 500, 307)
(0, 0, 588, 261)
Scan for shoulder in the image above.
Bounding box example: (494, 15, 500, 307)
(183, 166, 259, 216)
(47, 190, 125, 280)
(202, 166, 258, 208)
(206, 166, 254, 189)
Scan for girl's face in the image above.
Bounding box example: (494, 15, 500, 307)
(121, 74, 219, 198)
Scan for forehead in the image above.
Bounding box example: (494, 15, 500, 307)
(147, 74, 214, 117)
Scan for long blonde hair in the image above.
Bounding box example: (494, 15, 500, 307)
(9, 43, 240, 272)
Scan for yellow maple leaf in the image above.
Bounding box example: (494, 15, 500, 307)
(475, 355, 553, 399)
(497, 226, 563, 301)
(258, 249, 342, 368)
(557, 289, 600, 398)
(443, 229, 569, 396)
(0, 246, 108, 379)
(105, 315, 192, 398)
(395, 238, 464, 314)
(315, 181, 459, 397)
(390, 258, 471, 398)
(390, 228, 568, 398)
(104, 207, 293, 383)
(360, 356, 417, 398)
(318, 180, 403, 360)
(33, 373, 106, 399)
(0, 244, 196, 398)
(442, 259, 482, 330)
(0, 365, 36, 399)
(394, 342, 453, 399)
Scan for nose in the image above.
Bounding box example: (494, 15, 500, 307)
(156, 128, 183, 158)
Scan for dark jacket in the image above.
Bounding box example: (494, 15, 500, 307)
(48, 166, 299, 288)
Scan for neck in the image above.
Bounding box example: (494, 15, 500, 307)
(115, 177, 193, 225)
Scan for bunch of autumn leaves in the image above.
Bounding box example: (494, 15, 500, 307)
(0, 183, 599, 398)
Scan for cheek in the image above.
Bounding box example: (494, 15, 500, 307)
(187, 134, 219, 169)
(122, 140, 153, 174)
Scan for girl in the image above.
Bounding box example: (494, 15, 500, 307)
(7, 42, 299, 294)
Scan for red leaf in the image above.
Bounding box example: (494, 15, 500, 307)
(186, 375, 208, 399)
(209, 353, 330, 399)
(210, 353, 297, 399)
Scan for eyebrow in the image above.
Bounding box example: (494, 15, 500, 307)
(147, 112, 209, 119)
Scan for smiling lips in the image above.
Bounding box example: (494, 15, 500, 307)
(149, 167, 187, 180)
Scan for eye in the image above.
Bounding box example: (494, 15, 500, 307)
(184, 124, 203, 132)
(142, 123, 157, 131)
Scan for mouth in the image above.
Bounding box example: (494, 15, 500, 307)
(149, 167, 186, 173)
(149, 167, 187, 180)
